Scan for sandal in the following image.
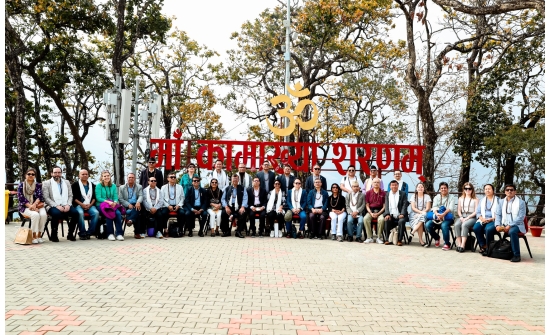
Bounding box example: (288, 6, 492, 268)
(211, 231, 215, 237)
(421, 242, 427, 247)
(408, 233, 414, 243)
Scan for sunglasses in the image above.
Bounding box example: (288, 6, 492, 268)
(168, 176, 176, 179)
(193, 180, 200, 182)
(294, 182, 301, 184)
(505, 189, 515, 192)
(148, 162, 155, 164)
(27, 173, 35, 176)
(274, 183, 280, 185)
(464, 188, 472, 190)
(149, 180, 157, 182)
(348, 170, 355, 172)
(314, 168, 320, 170)
(211, 181, 218, 184)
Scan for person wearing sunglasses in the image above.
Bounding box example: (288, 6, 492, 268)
(247, 176, 267, 237)
(71, 169, 99, 240)
(304, 164, 327, 192)
(183, 177, 208, 237)
(285, 178, 307, 238)
(328, 183, 348, 242)
(180, 163, 199, 196)
(206, 178, 224, 236)
(495, 184, 526, 262)
(139, 157, 164, 189)
(143, 176, 164, 238)
(17, 168, 47, 244)
(340, 165, 364, 198)
(454, 182, 478, 252)
(160, 172, 186, 238)
(221, 174, 249, 238)
(42, 166, 78, 242)
(119, 173, 144, 239)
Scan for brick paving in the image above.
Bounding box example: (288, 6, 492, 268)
(5, 222, 545, 335)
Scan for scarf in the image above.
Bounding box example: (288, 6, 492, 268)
(479, 196, 498, 219)
(145, 186, 160, 207)
(291, 188, 303, 209)
(212, 170, 228, 190)
(389, 191, 400, 217)
(23, 180, 36, 204)
(51, 178, 69, 205)
(79, 180, 93, 204)
(502, 196, 520, 226)
(267, 189, 283, 213)
(238, 173, 251, 188)
(350, 191, 360, 212)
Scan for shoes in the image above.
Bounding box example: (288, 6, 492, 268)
(79, 235, 87, 240)
(299, 232, 304, 239)
(85, 235, 91, 240)
(163, 231, 169, 238)
(511, 256, 521, 262)
(421, 242, 427, 247)
(338, 236, 343, 242)
(278, 230, 282, 237)
(376, 238, 384, 244)
(236, 231, 245, 238)
(32, 239, 38, 244)
(286, 233, 291, 238)
(126, 220, 133, 227)
(347, 236, 353, 242)
(270, 231, 275, 238)
(134, 234, 141, 239)
(37, 238, 44, 243)
(314, 236, 318, 239)
(397, 241, 403, 246)
(332, 234, 336, 240)
(50, 235, 59, 242)
(356, 238, 362, 243)
(408, 234, 413, 243)
(458, 247, 465, 253)
(140, 233, 146, 238)
(246, 230, 250, 236)
(116, 235, 124, 241)
(108, 234, 116, 241)
(251, 231, 256, 237)
(155, 231, 163, 239)
(188, 231, 193, 237)
(384, 241, 393, 245)
(456, 246, 461, 252)
(67, 234, 76, 242)
(435, 239, 441, 247)
(198, 232, 204, 237)
(364, 238, 373, 244)
(442, 244, 450, 251)
(215, 230, 220, 236)
(320, 235, 324, 240)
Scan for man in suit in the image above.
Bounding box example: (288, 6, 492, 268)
(276, 164, 295, 195)
(160, 171, 186, 238)
(139, 157, 164, 190)
(304, 164, 327, 192)
(119, 173, 144, 239)
(384, 180, 409, 246)
(247, 176, 267, 237)
(184, 176, 208, 237)
(346, 181, 366, 243)
(221, 174, 249, 238)
(43, 166, 79, 242)
(256, 160, 275, 193)
(142, 176, 164, 238)
(71, 169, 99, 240)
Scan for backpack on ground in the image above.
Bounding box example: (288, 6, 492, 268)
(488, 238, 513, 260)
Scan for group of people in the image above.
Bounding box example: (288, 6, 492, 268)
(17, 159, 527, 262)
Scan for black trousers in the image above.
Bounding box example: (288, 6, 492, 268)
(249, 209, 266, 233)
(266, 211, 284, 231)
(308, 212, 327, 237)
(221, 208, 246, 233)
(145, 209, 164, 234)
(159, 207, 186, 232)
(385, 216, 406, 242)
(184, 207, 208, 233)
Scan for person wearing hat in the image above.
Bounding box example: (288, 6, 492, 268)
(362, 165, 384, 193)
(160, 171, 186, 237)
(142, 175, 165, 238)
(139, 157, 164, 190)
(180, 163, 199, 196)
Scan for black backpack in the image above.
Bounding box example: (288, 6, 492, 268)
(95, 219, 108, 240)
(488, 238, 513, 260)
(168, 224, 181, 238)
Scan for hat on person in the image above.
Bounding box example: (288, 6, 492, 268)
(100, 202, 116, 220)
(148, 157, 156, 163)
(370, 165, 378, 170)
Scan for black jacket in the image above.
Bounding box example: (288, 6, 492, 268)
(256, 170, 276, 193)
(139, 168, 164, 190)
(305, 175, 327, 192)
(276, 174, 296, 194)
(71, 181, 96, 207)
(247, 187, 268, 207)
(383, 190, 409, 221)
(184, 187, 208, 211)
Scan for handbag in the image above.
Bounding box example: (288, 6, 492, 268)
(464, 235, 476, 251)
(388, 228, 398, 245)
(426, 206, 454, 222)
(14, 227, 33, 245)
(488, 238, 513, 260)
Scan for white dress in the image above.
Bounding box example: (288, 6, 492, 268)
(409, 194, 432, 229)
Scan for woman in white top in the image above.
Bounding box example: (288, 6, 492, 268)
(454, 182, 479, 253)
(408, 183, 431, 246)
(266, 180, 286, 237)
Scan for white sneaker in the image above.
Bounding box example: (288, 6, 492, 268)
(37, 238, 44, 243)
(107, 234, 116, 241)
(116, 235, 124, 241)
(270, 231, 275, 238)
(140, 234, 146, 238)
(156, 231, 163, 239)
(364, 238, 374, 244)
(376, 238, 384, 244)
(32, 239, 38, 244)
(278, 230, 282, 238)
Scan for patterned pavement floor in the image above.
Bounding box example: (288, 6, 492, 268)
(4, 222, 545, 335)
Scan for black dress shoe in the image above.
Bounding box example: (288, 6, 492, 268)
(356, 238, 362, 243)
(320, 235, 324, 240)
(79, 235, 87, 240)
(67, 234, 76, 242)
(236, 231, 245, 238)
(458, 247, 465, 253)
(246, 230, 250, 236)
(511, 256, 521, 262)
(251, 231, 256, 237)
(347, 236, 353, 242)
(50, 235, 59, 242)
(309, 234, 314, 239)
(198, 232, 204, 237)
(188, 231, 193, 237)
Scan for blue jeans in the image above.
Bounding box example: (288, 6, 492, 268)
(105, 209, 123, 236)
(507, 225, 521, 257)
(75, 205, 99, 237)
(286, 210, 307, 233)
(426, 219, 452, 246)
(472, 221, 496, 248)
(347, 215, 364, 239)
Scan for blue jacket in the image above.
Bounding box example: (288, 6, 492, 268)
(306, 189, 329, 212)
(286, 189, 307, 211)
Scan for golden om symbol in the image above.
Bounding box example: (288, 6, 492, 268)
(266, 83, 319, 137)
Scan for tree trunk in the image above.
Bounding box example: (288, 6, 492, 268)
(5, 110, 16, 186)
(418, 96, 437, 192)
(458, 151, 471, 189)
(503, 154, 516, 186)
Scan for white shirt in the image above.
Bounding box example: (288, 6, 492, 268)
(389, 191, 400, 217)
(340, 175, 364, 197)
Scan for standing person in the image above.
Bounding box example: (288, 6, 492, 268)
(221, 174, 249, 238)
(495, 184, 526, 263)
(363, 165, 384, 193)
(42, 166, 78, 242)
(256, 160, 276, 193)
(139, 157, 164, 190)
(340, 165, 364, 198)
(119, 173, 144, 239)
(71, 169, 99, 240)
(180, 163, 199, 196)
(383, 180, 409, 246)
(304, 164, 327, 192)
(183, 177, 208, 237)
(363, 178, 386, 244)
(328, 184, 348, 241)
(425, 182, 457, 251)
(408, 182, 431, 246)
(247, 177, 267, 237)
(237, 163, 253, 189)
(285, 178, 307, 239)
(142, 176, 164, 238)
(454, 182, 478, 252)
(307, 179, 329, 239)
(473, 184, 500, 256)
(206, 179, 224, 237)
(95, 171, 124, 241)
(346, 181, 365, 243)
(209, 159, 230, 192)
(266, 180, 286, 237)
(387, 170, 408, 196)
(277, 164, 295, 194)
(17, 168, 47, 243)
(161, 172, 186, 237)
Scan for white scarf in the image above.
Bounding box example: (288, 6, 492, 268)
(389, 191, 400, 217)
(502, 197, 520, 226)
(479, 196, 498, 220)
(238, 173, 251, 188)
(267, 189, 284, 213)
(212, 170, 228, 190)
(145, 186, 160, 207)
(51, 178, 69, 205)
(78, 180, 93, 204)
(291, 188, 303, 209)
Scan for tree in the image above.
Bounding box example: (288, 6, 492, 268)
(431, 0, 544, 15)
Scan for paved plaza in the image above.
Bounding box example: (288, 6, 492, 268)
(5, 222, 545, 335)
